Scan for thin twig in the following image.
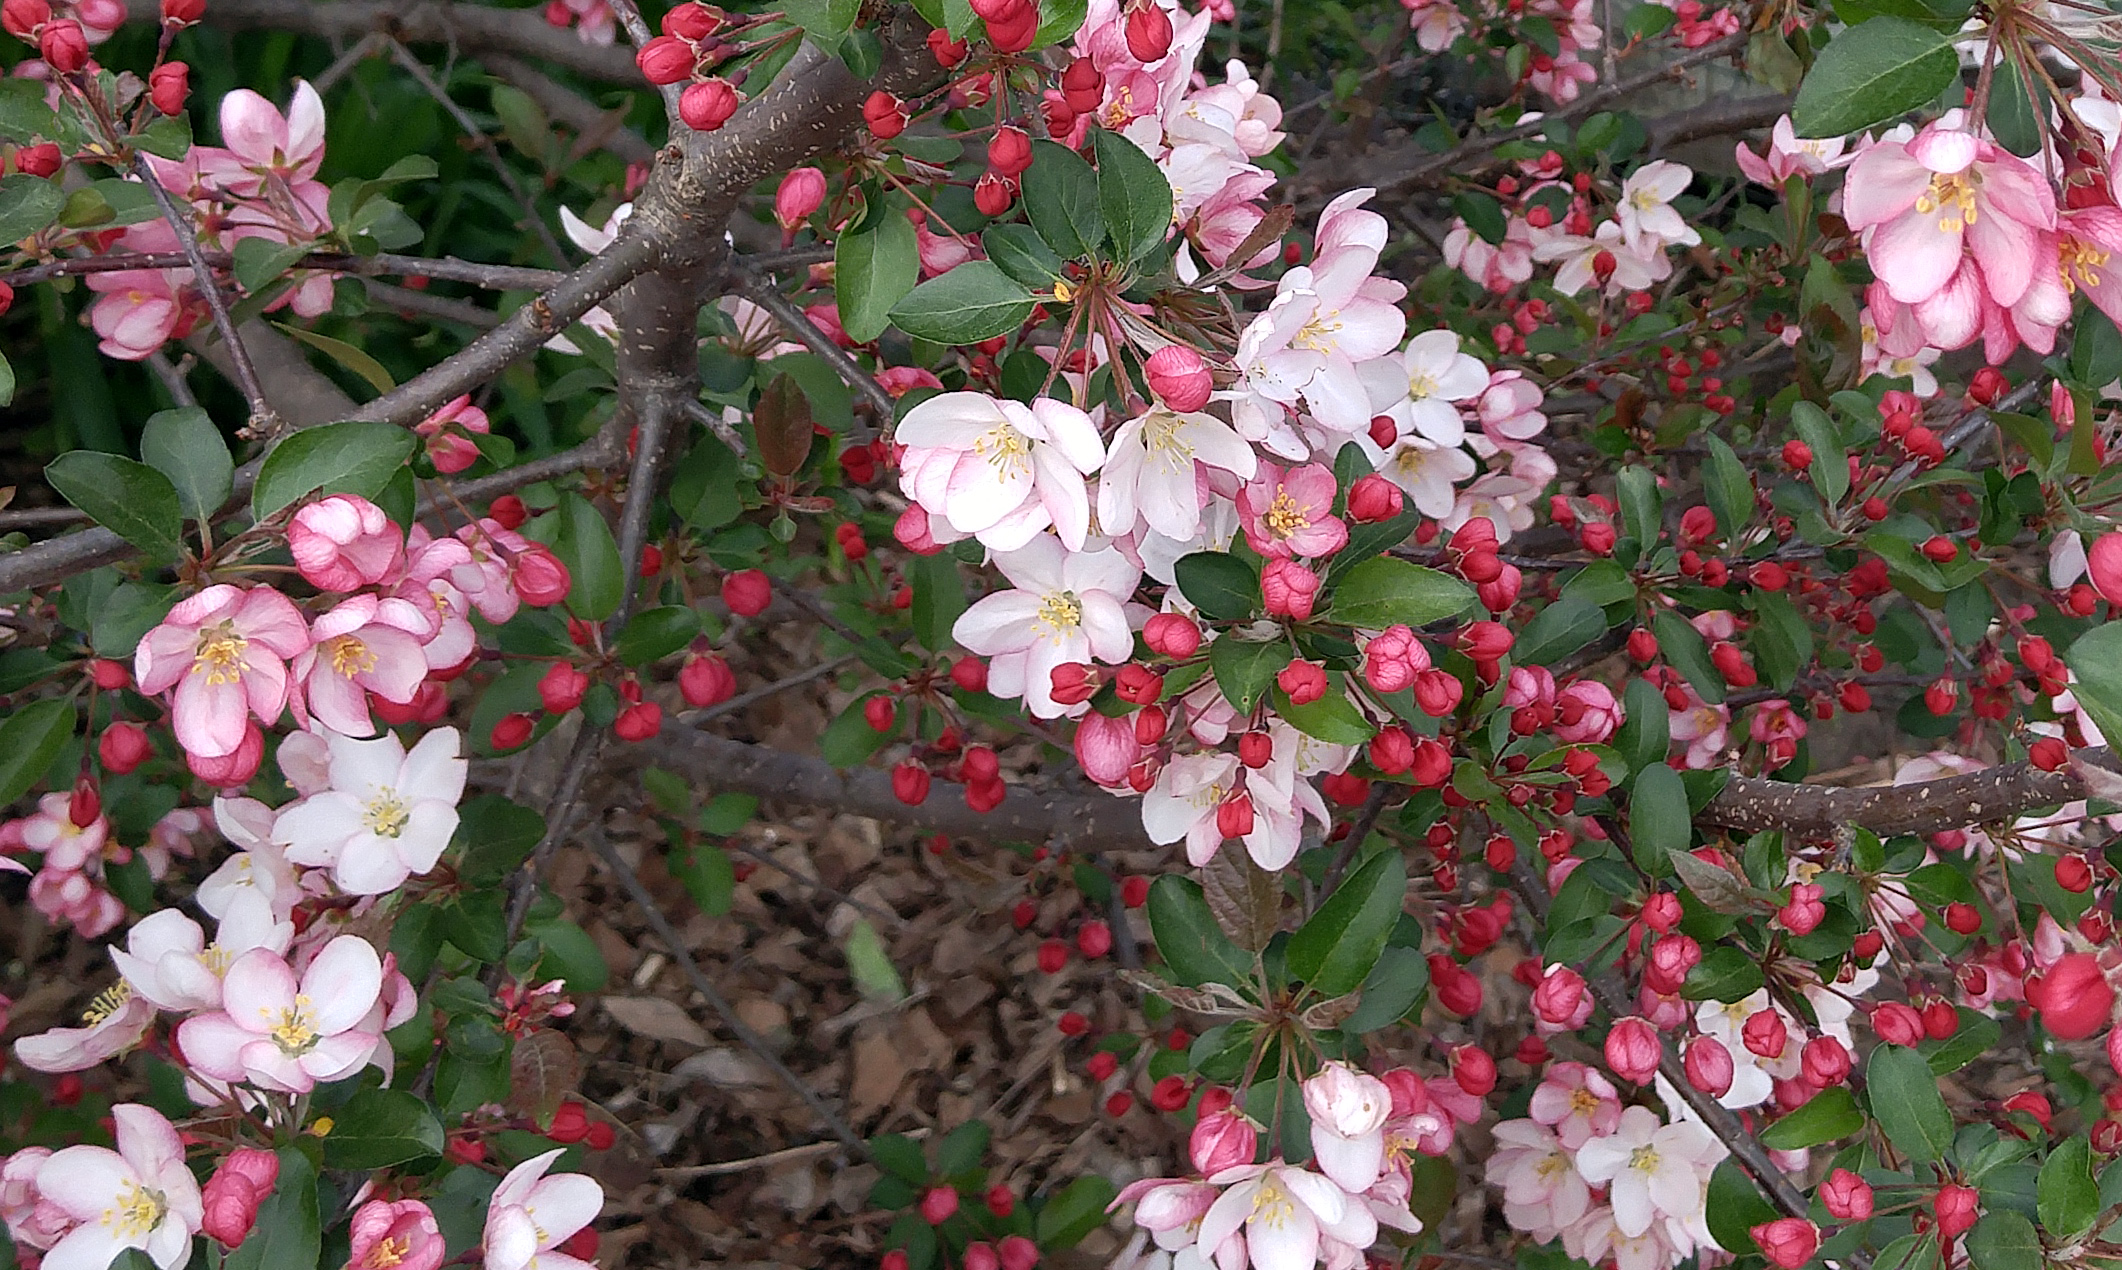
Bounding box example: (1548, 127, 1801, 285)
(131, 154, 278, 431)
(737, 268, 896, 424)
(655, 1129, 926, 1179)
(681, 654, 855, 725)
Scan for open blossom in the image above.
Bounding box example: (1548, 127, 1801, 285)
(34, 1104, 203, 1270)
(1304, 1063, 1392, 1193)
(13, 978, 155, 1073)
(108, 889, 292, 1013)
(483, 1149, 604, 1270)
(1735, 115, 1850, 185)
(1528, 1061, 1620, 1148)
(1535, 220, 1671, 296)
(135, 584, 311, 759)
(1487, 1120, 1590, 1240)
(1844, 122, 2056, 316)
(1366, 329, 1487, 447)
(1238, 462, 1347, 558)
(951, 536, 1139, 719)
(897, 392, 1106, 552)
(1615, 161, 1700, 251)
(1198, 1163, 1376, 1270)
(198, 80, 325, 196)
(1098, 405, 1257, 542)
(1572, 1106, 1720, 1239)
(176, 935, 384, 1093)
(347, 1199, 446, 1270)
(273, 726, 467, 895)
(292, 594, 435, 737)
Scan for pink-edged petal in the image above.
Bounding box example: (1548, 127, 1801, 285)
(1869, 210, 1963, 305)
(39, 1223, 130, 1270)
(35, 1147, 131, 1221)
(112, 1104, 185, 1184)
(303, 936, 383, 1034)
(172, 674, 249, 759)
(523, 1174, 603, 1242)
(1842, 145, 1931, 229)
(300, 1029, 380, 1084)
(174, 1013, 256, 1082)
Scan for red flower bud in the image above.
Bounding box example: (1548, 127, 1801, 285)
(1237, 731, 1272, 768)
(1077, 920, 1112, 959)
(988, 126, 1033, 177)
(1801, 1035, 1851, 1087)
(14, 140, 59, 178)
(1275, 658, 1327, 705)
(636, 34, 698, 85)
(1123, 0, 1172, 60)
(2029, 952, 2116, 1040)
(1345, 473, 1403, 524)
(148, 61, 189, 115)
(974, 171, 1017, 216)
(1933, 1183, 1978, 1238)
(1872, 1002, 1925, 1046)
(1742, 1008, 1787, 1059)
(1820, 1168, 1873, 1220)
(612, 700, 662, 741)
(919, 1186, 960, 1225)
(721, 569, 771, 616)
(490, 713, 536, 750)
(1684, 1035, 1733, 1097)
(864, 91, 906, 139)
(538, 661, 589, 714)
(679, 78, 739, 131)
(1450, 1044, 1496, 1096)
(1604, 1015, 1661, 1084)
(679, 653, 737, 707)
(1145, 345, 1213, 413)
(1749, 1218, 1820, 1270)
(2, 0, 47, 39)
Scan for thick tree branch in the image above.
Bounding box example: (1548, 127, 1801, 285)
(122, 0, 641, 83)
(1701, 748, 2113, 838)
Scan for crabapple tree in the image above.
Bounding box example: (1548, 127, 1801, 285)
(0, 0, 2116, 1268)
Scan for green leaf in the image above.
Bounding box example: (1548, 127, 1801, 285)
(44, 451, 186, 562)
(782, 0, 859, 42)
(1986, 57, 2044, 158)
(1704, 1158, 1782, 1258)
(1512, 596, 1609, 666)
(454, 794, 547, 885)
(0, 174, 63, 245)
(836, 208, 920, 344)
(1962, 1212, 2040, 1270)
(252, 421, 417, 520)
(2039, 1135, 2099, 1239)
(982, 223, 1067, 289)
(889, 261, 1035, 343)
(1703, 436, 1755, 539)
(222, 1148, 320, 1270)
(525, 915, 607, 992)
(324, 1088, 446, 1169)
(1275, 685, 1375, 745)
(2067, 623, 2122, 749)
(1286, 850, 1407, 999)
(1614, 678, 1670, 775)
(131, 114, 192, 160)
(1616, 464, 1661, 550)
(1682, 944, 1765, 1002)
(1630, 764, 1691, 871)
(934, 1120, 990, 1177)
(522, 491, 623, 621)
(1750, 589, 1815, 691)
(1175, 551, 1260, 621)
(1791, 401, 1848, 505)
(871, 1132, 929, 1183)
(139, 407, 233, 522)
(1209, 636, 1287, 714)
(91, 581, 175, 659)
(1089, 128, 1172, 263)
(275, 321, 396, 395)
(1791, 17, 1958, 138)
(1653, 610, 1726, 704)
(0, 699, 75, 807)
(1341, 944, 1429, 1032)
(1020, 139, 1104, 260)
(1759, 1086, 1863, 1149)
(1034, 1174, 1118, 1248)
(820, 694, 893, 767)
(672, 842, 735, 915)
(2070, 305, 2122, 388)
(1868, 1042, 1955, 1162)
(0, 348, 14, 408)
(1921, 1008, 1998, 1074)
(232, 237, 311, 298)
(1324, 557, 1476, 629)
(909, 552, 965, 652)
(615, 605, 700, 666)
(1147, 876, 1256, 990)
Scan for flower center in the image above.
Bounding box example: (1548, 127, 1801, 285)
(83, 981, 131, 1025)
(1629, 188, 1662, 211)
(328, 634, 377, 680)
(1263, 490, 1309, 538)
(1142, 411, 1195, 465)
(972, 425, 1033, 477)
(1568, 1087, 1601, 1116)
(2061, 236, 2111, 293)
(201, 944, 233, 977)
(1408, 368, 1441, 399)
(265, 994, 319, 1054)
(366, 1236, 410, 1268)
(1250, 1178, 1294, 1228)
(191, 621, 250, 686)
(1034, 591, 1083, 638)
(1628, 1144, 1661, 1173)
(364, 789, 411, 838)
(1914, 171, 1978, 233)
(1294, 314, 1342, 352)
(107, 1180, 166, 1240)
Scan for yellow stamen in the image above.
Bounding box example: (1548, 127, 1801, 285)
(1249, 1178, 1295, 1228)
(106, 1181, 165, 1240)
(190, 622, 249, 686)
(264, 994, 319, 1054)
(366, 1236, 410, 1268)
(364, 789, 411, 838)
(1263, 490, 1309, 539)
(1034, 592, 1083, 640)
(2062, 236, 2111, 293)
(1913, 171, 1979, 234)
(327, 635, 376, 679)
(83, 981, 131, 1025)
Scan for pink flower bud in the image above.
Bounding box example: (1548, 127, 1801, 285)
(1642, 933, 1701, 995)
(1820, 1168, 1873, 1220)
(679, 653, 736, 707)
(1345, 473, 1402, 524)
(1123, 0, 1173, 60)
(919, 1186, 959, 1225)
(1, 0, 47, 39)
(721, 569, 771, 617)
(775, 166, 826, 231)
(148, 61, 189, 115)
(1776, 882, 1826, 935)
(679, 78, 739, 130)
(512, 544, 572, 607)
(201, 1148, 279, 1247)
(1603, 1015, 1661, 1084)
(288, 494, 403, 592)
(1412, 669, 1463, 718)
(1684, 1035, 1733, 1097)
(1073, 712, 1139, 787)
(1261, 558, 1320, 620)
(1933, 1183, 1978, 1238)
(1553, 681, 1621, 744)
(98, 722, 151, 774)
(1800, 1035, 1850, 1087)
(1743, 1008, 1787, 1059)
(1749, 1217, 1820, 1270)
(538, 661, 589, 713)
(1145, 345, 1212, 412)
(1276, 658, 1327, 705)
(1142, 612, 1200, 657)
(37, 18, 84, 71)
(1188, 1109, 1257, 1175)
(1871, 1001, 1925, 1047)
(1532, 966, 1590, 1028)
(997, 1235, 1039, 1270)
(893, 504, 942, 555)
(2029, 951, 2116, 1040)
(1450, 1044, 1496, 1096)
(187, 721, 263, 787)
(636, 34, 697, 85)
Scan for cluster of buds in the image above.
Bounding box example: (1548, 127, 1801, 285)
(636, 3, 745, 131)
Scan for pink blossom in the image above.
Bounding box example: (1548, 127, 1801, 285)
(1197, 1162, 1376, 1270)
(19, 790, 107, 871)
(135, 584, 310, 759)
(1361, 625, 1431, 693)
(1844, 123, 2056, 317)
(1749, 699, 1808, 766)
(1238, 462, 1347, 558)
(33, 1104, 202, 1270)
(1485, 1120, 1589, 1241)
(272, 726, 467, 896)
(1527, 1061, 1620, 1148)
(413, 396, 491, 474)
(1303, 1062, 1392, 1193)
(1668, 681, 1730, 769)
(291, 595, 434, 737)
(1073, 712, 1140, 787)
(346, 1199, 445, 1270)
(483, 1149, 603, 1270)
(12, 975, 154, 1072)
(897, 392, 1106, 552)
(1735, 115, 1850, 186)
(0, 1147, 72, 1252)
(200, 80, 326, 197)
(175, 936, 384, 1093)
(1554, 681, 1621, 743)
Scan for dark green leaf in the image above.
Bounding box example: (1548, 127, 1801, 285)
(324, 1088, 445, 1169)
(934, 1121, 990, 1178)
(1147, 876, 1256, 990)
(909, 552, 966, 652)
(1703, 436, 1755, 539)
(820, 694, 893, 767)
(1750, 589, 1815, 691)
(1791, 401, 1848, 505)
(1682, 944, 1765, 1002)
(1653, 610, 1726, 704)
(455, 795, 547, 885)
(672, 842, 736, 916)
(139, 407, 233, 522)
(1275, 684, 1374, 745)
(1340, 945, 1429, 1032)
(1791, 17, 1958, 138)
(521, 492, 623, 621)
(1704, 1158, 1781, 1257)
(1759, 1086, 1863, 1148)
(222, 1148, 320, 1270)
(252, 421, 417, 520)
(1512, 596, 1609, 666)
(2066, 623, 2122, 749)
(0, 699, 74, 808)
(1962, 1211, 2040, 1270)
(1090, 128, 1172, 263)
(0, 174, 63, 245)
(1034, 1175, 1118, 1248)
(1020, 139, 1104, 259)
(889, 261, 1036, 343)
(2039, 1134, 2098, 1239)
(1175, 551, 1260, 621)
(275, 322, 396, 394)
(1630, 764, 1691, 870)
(1868, 1042, 1955, 1162)
(1286, 850, 1407, 999)
(783, 0, 859, 41)
(615, 605, 700, 666)
(837, 208, 920, 344)
(232, 237, 311, 298)
(1921, 1008, 1998, 1074)
(1209, 636, 1287, 714)
(1324, 557, 1476, 628)
(1614, 678, 1670, 775)
(44, 452, 185, 562)
(1616, 465, 1661, 549)
(982, 223, 1067, 288)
